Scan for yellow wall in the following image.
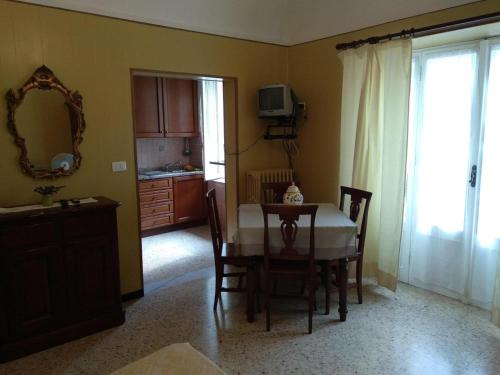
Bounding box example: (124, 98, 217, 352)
(0, 0, 289, 294)
(2, 0, 500, 293)
(288, 0, 500, 270)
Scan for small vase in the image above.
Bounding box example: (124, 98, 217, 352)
(283, 182, 304, 205)
(41, 194, 53, 207)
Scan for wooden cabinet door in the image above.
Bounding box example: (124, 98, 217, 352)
(173, 175, 206, 223)
(133, 76, 164, 138)
(0, 245, 66, 340)
(163, 78, 199, 137)
(65, 236, 119, 318)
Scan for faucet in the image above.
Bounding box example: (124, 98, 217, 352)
(163, 161, 183, 171)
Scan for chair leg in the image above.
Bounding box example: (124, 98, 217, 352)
(238, 274, 242, 289)
(356, 259, 363, 304)
(255, 267, 262, 313)
(308, 277, 314, 334)
(272, 279, 278, 296)
(246, 265, 255, 323)
(265, 275, 271, 331)
(213, 264, 223, 311)
(325, 261, 331, 315)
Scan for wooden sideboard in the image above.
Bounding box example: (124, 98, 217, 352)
(0, 197, 125, 362)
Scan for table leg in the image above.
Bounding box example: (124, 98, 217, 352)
(324, 260, 332, 315)
(337, 258, 348, 322)
(246, 264, 255, 323)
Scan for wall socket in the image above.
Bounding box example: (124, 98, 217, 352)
(112, 161, 127, 172)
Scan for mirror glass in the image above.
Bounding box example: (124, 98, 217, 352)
(16, 89, 74, 172)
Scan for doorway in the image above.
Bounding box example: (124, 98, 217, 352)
(130, 71, 239, 293)
(399, 39, 500, 309)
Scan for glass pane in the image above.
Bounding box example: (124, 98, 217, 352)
(202, 80, 225, 180)
(477, 46, 500, 247)
(415, 50, 477, 234)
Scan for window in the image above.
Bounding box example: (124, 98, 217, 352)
(201, 80, 225, 181)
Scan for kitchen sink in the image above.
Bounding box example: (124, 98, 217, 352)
(142, 170, 169, 176)
(140, 169, 202, 177)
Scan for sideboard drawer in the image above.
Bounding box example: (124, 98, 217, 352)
(0, 222, 57, 249)
(63, 212, 112, 239)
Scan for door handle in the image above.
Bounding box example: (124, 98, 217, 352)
(469, 165, 477, 187)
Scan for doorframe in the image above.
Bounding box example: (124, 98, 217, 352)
(129, 68, 240, 297)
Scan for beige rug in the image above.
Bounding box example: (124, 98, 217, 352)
(111, 343, 226, 375)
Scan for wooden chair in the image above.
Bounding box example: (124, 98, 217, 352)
(261, 181, 292, 203)
(322, 186, 372, 313)
(206, 189, 258, 319)
(261, 203, 319, 334)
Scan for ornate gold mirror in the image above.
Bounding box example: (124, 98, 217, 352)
(6, 65, 85, 179)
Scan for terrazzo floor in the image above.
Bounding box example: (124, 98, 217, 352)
(2, 226, 499, 375)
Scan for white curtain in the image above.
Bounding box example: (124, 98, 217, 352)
(339, 39, 412, 290)
(480, 47, 500, 326)
(201, 80, 225, 181)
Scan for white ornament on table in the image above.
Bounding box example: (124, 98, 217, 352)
(283, 182, 303, 205)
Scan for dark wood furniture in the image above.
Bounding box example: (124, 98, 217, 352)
(132, 76, 199, 138)
(206, 178, 226, 236)
(139, 177, 175, 231)
(261, 182, 291, 203)
(322, 186, 372, 314)
(173, 174, 206, 224)
(6, 65, 86, 179)
(261, 204, 319, 334)
(206, 189, 257, 322)
(0, 197, 124, 363)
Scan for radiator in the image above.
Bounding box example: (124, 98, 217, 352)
(246, 168, 294, 203)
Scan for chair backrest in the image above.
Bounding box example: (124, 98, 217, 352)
(261, 181, 293, 203)
(260, 204, 318, 265)
(206, 188, 223, 260)
(339, 186, 372, 256)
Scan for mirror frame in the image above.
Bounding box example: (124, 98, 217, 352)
(5, 65, 86, 179)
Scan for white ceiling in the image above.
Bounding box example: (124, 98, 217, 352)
(21, 0, 481, 45)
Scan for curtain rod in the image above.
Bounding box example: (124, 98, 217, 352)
(336, 10, 500, 51)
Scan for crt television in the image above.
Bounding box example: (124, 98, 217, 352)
(258, 84, 296, 117)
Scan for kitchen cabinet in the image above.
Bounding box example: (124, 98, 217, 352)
(132, 76, 163, 138)
(139, 178, 174, 231)
(163, 79, 199, 137)
(132, 76, 199, 138)
(0, 197, 124, 363)
(173, 175, 206, 224)
(139, 174, 207, 233)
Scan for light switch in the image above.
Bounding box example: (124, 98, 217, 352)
(112, 161, 127, 172)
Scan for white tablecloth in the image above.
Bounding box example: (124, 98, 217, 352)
(235, 203, 358, 260)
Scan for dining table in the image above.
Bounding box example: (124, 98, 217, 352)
(234, 203, 358, 323)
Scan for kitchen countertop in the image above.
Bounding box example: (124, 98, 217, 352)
(138, 170, 204, 181)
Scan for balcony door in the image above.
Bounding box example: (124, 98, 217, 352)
(400, 40, 500, 310)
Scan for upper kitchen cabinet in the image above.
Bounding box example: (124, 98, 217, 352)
(132, 76, 199, 138)
(163, 79, 199, 137)
(132, 76, 164, 138)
